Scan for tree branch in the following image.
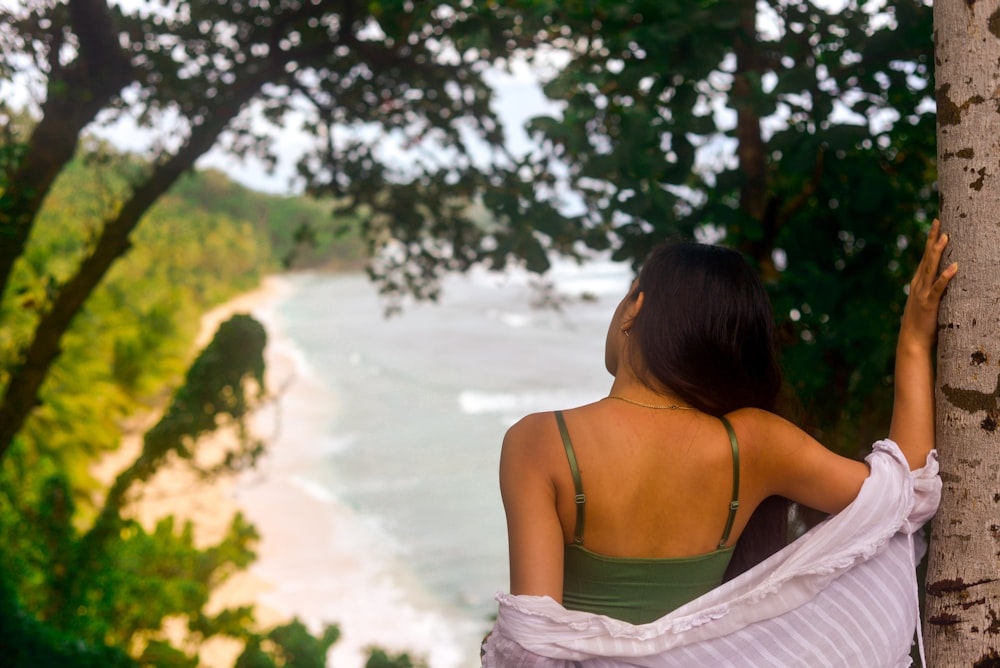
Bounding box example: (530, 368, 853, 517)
(0, 0, 133, 301)
(0, 66, 272, 460)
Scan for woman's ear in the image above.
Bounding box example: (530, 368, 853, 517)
(622, 291, 644, 331)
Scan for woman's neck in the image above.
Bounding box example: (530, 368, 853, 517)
(607, 377, 689, 409)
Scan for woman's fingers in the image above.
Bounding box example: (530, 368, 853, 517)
(899, 219, 957, 349)
(921, 220, 946, 280)
(933, 259, 959, 297)
(913, 220, 955, 301)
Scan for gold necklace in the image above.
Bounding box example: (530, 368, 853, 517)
(606, 395, 695, 410)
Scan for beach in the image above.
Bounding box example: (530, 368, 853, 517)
(102, 275, 489, 666)
(92, 278, 294, 666)
(104, 260, 631, 667)
(229, 281, 487, 667)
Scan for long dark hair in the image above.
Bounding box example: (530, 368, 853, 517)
(629, 241, 788, 579)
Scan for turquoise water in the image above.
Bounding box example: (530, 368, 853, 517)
(245, 261, 631, 666)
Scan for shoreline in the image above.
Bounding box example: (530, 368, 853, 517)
(94, 276, 295, 667)
(100, 273, 484, 667)
(228, 273, 485, 668)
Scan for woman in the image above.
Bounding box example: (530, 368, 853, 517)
(488, 221, 954, 663)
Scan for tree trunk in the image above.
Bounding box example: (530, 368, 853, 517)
(0, 0, 133, 300)
(731, 0, 776, 280)
(924, 0, 1000, 664)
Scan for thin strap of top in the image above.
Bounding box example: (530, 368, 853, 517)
(553, 410, 740, 549)
(555, 410, 586, 544)
(717, 415, 740, 549)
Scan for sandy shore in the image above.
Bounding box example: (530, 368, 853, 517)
(95, 275, 482, 667)
(93, 277, 295, 666)
(219, 277, 482, 668)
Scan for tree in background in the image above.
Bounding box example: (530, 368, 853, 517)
(924, 0, 1000, 663)
(2, 314, 272, 666)
(0, 0, 533, 460)
(1, 0, 941, 466)
(506, 0, 938, 452)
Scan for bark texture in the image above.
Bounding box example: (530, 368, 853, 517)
(924, 0, 1000, 664)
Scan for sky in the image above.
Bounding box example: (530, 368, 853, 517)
(0, 1, 562, 197)
(193, 60, 559, 196)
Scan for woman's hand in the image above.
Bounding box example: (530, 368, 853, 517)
(890, 218, 957, 469)
(899, 218, 958, 353)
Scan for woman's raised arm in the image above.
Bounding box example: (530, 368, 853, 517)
(890, 218, 957, 470)
(743, 220, 956, 514)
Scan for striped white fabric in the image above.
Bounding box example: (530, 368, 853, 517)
(483, 440, 940, 668)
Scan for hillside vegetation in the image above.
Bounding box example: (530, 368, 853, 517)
(0, 154, 415, 667)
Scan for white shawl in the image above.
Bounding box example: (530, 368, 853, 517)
(483, 440, 940, 667)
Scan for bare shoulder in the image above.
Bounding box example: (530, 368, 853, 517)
(504, 411, 558, 440)
(501, 411, 561, 459)
(723, 406, 777, 431)
(722, 407, 798, 454)
(724, 406, 839, 454)
(724, 407, 870, 515)
(722, 406, 798, 473)
(500, 412, 564, 487)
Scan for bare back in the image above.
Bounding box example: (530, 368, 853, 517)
(550, 401, 746, 557)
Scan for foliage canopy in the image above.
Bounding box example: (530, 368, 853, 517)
(0, 0, 938, 663)
(510, 0, 937, 450)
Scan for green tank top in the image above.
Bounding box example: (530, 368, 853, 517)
(555, 410, 739, 625)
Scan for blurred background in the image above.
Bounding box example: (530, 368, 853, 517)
(0, 0, 938, 665)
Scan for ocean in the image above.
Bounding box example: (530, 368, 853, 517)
(236, 259, 633, 667)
